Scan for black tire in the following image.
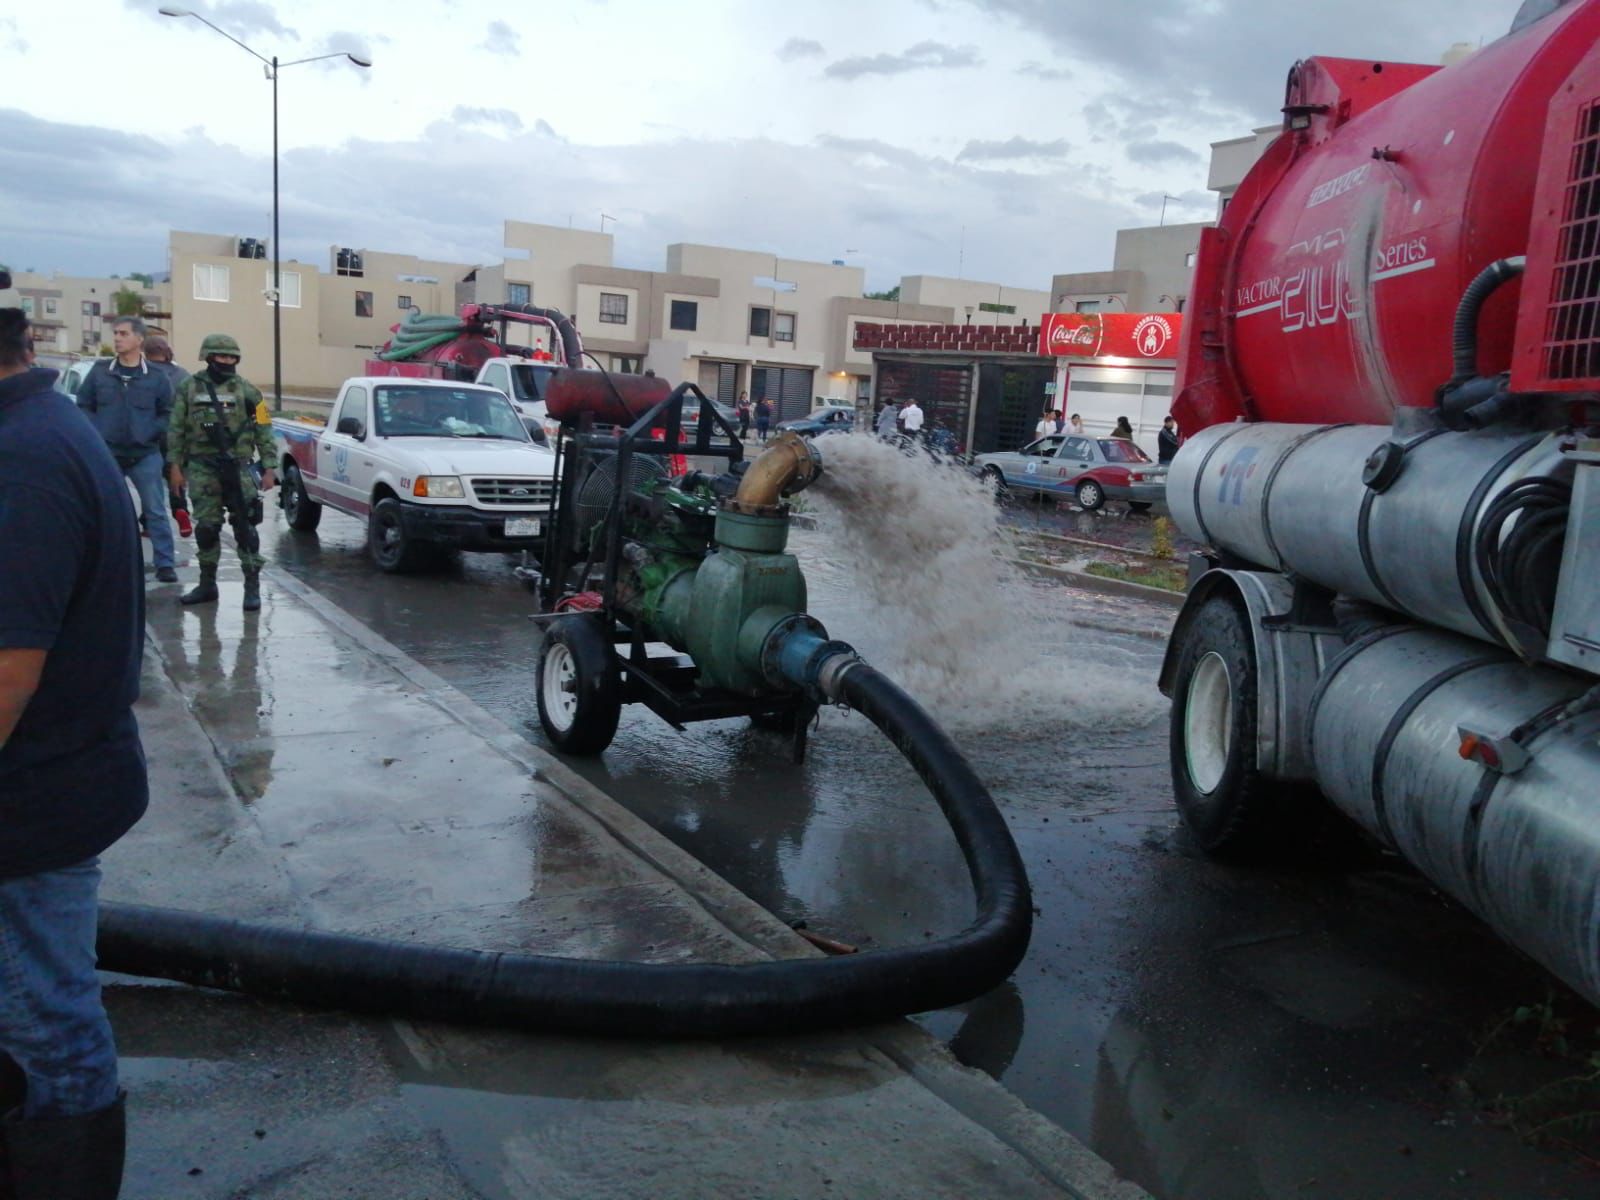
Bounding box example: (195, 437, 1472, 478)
(536, 616, 622, 755)
(1128, 501, 1153, 513)
(1169, 593, 1291, 856)
(282, 462, 322, 531)
(367, 497, 432, 573)
(981, 466, 1008, 500)
(1075, 479, 1105, 511)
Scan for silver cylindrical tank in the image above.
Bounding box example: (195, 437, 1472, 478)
(1166, 423, 1565, 653)
(1308, 624, 1600, 1003)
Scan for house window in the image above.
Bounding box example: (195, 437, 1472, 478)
(774, 312, 796, 343)
(19, 297, 33, 316)
(507, 282, 531, 306)
(43, 298, 58, 316)
(613, 354, 642, 373)
(397, 294, 412, 310)
(355, 291, 374, 318)
(670, 299, 697, 331)
(266, 270, 301, 308)
(1074, 299, 1101, 313)
(599, 292, 628, 324)
(1185, 251, 1197, 268)
(749, 306, 771, 337)
(193, 264, 230, 303)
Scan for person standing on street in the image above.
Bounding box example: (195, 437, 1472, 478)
(1158, 415, 1181, 464)
(754, 395, 773, 443)
(1034, 410, 1055, 442)
(1068, 413, 1085, 436)
(735, 391, 751, 440)
(875, 400, 899, 438)
(167, 334, 277, 611)
(0, 306, 147, 1198)
(143, 335, 193, 540)
(1053, 410, 1065, 434)
(899, 396, 925, 440)
(75, 316, 178, 584)
(1112, 415, 1135, 440)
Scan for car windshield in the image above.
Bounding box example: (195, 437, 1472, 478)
(1099, 438, 1152, 463)
(374, 385, 529, 440)
(507, 363, 555, 403)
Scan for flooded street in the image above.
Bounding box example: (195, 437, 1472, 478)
(260, 452, 1597, 1200)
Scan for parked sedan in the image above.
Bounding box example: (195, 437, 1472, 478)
(973, 434, 1166, 511)
(777, 404, 854, 437)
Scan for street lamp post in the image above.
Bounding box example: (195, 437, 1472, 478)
(158, 7, 370, 412)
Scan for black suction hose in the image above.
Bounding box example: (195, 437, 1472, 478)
(96, 658, 1032, 1037)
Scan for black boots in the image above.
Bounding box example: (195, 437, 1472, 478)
(0, 1091, 126, 1200)
(242, 569, 261, 612)
(179, 564, 218, 605)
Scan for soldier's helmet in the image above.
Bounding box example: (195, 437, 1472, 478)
(198, 332, 243, 359)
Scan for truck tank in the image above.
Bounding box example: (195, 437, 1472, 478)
(1161, 0, 1600, 1009)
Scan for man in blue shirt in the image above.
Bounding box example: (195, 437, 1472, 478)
(0, 307, 146, 1198)
(76, 315, 177, 584)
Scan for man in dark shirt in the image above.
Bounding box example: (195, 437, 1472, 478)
(1158, 415, 1182, 465)
(0, 307, 146, 1197)
(76, 315, 176, 583)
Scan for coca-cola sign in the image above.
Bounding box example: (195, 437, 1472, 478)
(1038, 312, 1183, 359)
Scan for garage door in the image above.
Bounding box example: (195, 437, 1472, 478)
(1064, 366, 1174, 458)
(752, 366, 814, 421)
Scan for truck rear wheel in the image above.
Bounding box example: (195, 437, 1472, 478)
(536, 616, 622, 755)
(368, 497, 431, 573)
(1168, 593, 1281, 855)
(283, 463, 322, 532)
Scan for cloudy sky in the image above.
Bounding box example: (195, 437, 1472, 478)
(2, 0, 1520, 292)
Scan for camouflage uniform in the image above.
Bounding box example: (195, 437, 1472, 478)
(169, 358, 274, 574)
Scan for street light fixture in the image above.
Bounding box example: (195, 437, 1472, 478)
(159, 6, 371, 412)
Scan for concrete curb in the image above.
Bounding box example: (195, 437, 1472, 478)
(1010, 556, 1185, 610)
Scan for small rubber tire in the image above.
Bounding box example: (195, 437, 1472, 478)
(283, 463, 322, 532)
(1128, 501, 1153, 514)
(536, 616, 622, 755)
(368, 497, 431, 574)
(1075, 479, 1105, 511)
(981, 466, 1008, 501)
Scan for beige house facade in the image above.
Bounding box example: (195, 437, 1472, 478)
(0, 270, 166, 356)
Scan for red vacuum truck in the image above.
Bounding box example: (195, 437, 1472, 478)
(1163, 0, 1600, 1005)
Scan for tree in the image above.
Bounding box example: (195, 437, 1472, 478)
(864, 285, 900, 302)
(128, 272, 154, 287)
(112, 287, 145, 317)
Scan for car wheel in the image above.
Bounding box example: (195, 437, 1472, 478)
(1075, 479, 1105, 511)
(1128, 501, 1153, 513)
(282, 462, 322, 532)
(981, 466, 1008, 500)
(367, 497, 432, 573)
(1169, 593, 1317, 857)
(536, 615, 622, 755)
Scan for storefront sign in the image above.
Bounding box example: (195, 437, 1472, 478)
(1038, 312, 1182, 359)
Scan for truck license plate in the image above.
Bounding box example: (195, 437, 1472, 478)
(504, 517, 542, 537)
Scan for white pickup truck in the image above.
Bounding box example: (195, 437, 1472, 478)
(271, 376, 557, 573)
(472, 357, 561, 439)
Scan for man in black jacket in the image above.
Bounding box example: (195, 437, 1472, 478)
(1158, 415, 1182, 464)
(0, 307, 147, 1198)
(76, 316, 176, 584)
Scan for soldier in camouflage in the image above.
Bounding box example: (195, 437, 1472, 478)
(167, 333, 277, 610)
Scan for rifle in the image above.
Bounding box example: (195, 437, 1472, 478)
(200, 379, 262, 557)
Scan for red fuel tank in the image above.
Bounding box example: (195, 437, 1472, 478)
(543, 368, 673, 426)
(1175, 0, 1600, 431)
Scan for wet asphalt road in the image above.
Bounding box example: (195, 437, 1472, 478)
(260, 502, 1598, 1200)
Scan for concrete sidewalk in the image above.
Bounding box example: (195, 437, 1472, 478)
(102, 558, 1149, 1198)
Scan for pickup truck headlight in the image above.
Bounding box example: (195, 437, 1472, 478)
(413, 475, 464, 499)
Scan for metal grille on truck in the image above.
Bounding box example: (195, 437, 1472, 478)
(469, 478, 555, 506)
(1544, 98, 1600, 381)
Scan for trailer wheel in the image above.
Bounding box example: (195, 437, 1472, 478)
(1169, 593, 1280, 855)
(536, 616, 621, 755)
(1075, 479, 1105, 511)
(282, 463, 322, 532)
(368, 497, 432, 574)
(981, 466, 1008, 501)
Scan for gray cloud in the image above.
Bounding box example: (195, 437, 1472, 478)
(957, 136, 1071, 163)
(534, 118, 559, 139)
(1016, 61, 1071, 81)
(2, 17, 27, 53)
(451, 106, 523, 132)
(776, 37, 825, 61)
(824, 40, 980, 80)
(4, 108, 1144, 294)
(959, 0, 1513, 120)
(1126, 140, 1201, 166)
(480, 19, 520, 56)
(134, 0, 298, 41)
